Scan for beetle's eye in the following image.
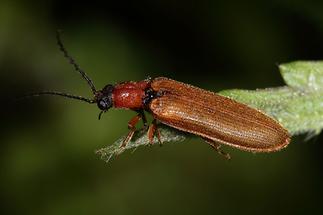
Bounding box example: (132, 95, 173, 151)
(97, 96, 113, 110)
(98, 100, 106, 110)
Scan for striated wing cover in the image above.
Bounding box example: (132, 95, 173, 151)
(149, 77, 290, 152)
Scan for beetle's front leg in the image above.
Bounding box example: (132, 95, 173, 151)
(120, 113, 142, 148)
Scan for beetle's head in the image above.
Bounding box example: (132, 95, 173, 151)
(95, 84, 114, 111)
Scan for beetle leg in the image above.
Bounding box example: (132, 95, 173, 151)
(203, 138, 231, 160)
(155, 121, 162, 146)
(147, 123, 155, 145)
(120, 114, 142, 148)
(136, 110, 148, 130)
(147, 119, 162, 145)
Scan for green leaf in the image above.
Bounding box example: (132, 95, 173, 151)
(279, 61, 323, 90)
(96, 61, 323, 162)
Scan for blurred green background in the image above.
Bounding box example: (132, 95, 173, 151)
(1, 0, 323, 214)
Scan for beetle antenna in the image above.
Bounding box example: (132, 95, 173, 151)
(17, 91, 95, 104)
(56, 30, 97, 94)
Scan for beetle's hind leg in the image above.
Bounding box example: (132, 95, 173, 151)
(203, 138, 231, 160)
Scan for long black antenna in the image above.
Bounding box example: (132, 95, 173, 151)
(56, 30, 97, 94)
(18, 91, 95, 104)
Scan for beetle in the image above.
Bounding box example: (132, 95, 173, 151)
(25, 32, 291, 158)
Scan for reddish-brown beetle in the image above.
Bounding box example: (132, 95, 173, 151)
(26, 32, 290, 158)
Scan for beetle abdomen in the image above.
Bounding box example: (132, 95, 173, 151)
(149, 77, 290, 152)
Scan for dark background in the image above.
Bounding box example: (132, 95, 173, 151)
(1, 0, 323, 214)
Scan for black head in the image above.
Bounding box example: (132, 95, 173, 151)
(95, 84, 114, 111)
